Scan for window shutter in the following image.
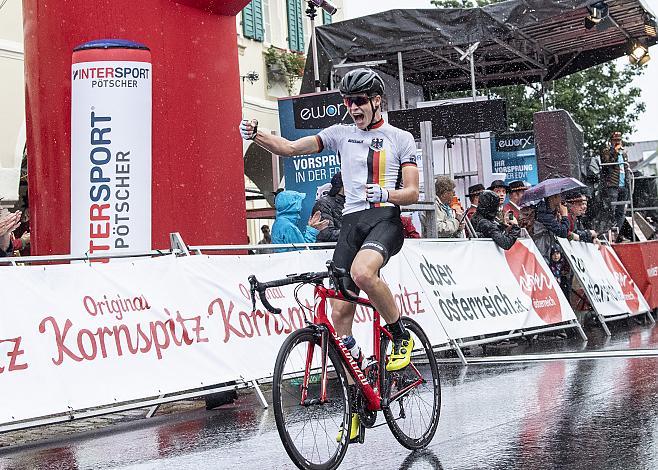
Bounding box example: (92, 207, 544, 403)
(322, 10, 332, 25)
(242, 2, 255, 39)
(243, 0, 264, 42)
(287, 0, 305, 52)
(253, 0, 264, 41)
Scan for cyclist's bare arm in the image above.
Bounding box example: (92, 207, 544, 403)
(387, 165, 419, 206)
(241, 119, 320, 157)
(254, 132, 320, 157)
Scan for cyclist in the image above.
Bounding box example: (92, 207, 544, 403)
(240, 68, 420, 440)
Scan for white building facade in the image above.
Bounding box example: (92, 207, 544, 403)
(237, 0, 344, 242)
(0, 0, 25, 205)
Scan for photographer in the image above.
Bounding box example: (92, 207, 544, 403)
(600, 131, 630, 230)
(471, 190, 521, 250)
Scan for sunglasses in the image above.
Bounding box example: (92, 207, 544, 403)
(343, 96, 370, 107)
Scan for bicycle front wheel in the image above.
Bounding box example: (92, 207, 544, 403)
(381, 317, 441, 449)
(272, 327, 351, 470)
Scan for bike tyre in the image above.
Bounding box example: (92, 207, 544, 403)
(272, 327, 351, 470)
(381, 317, 441, 450)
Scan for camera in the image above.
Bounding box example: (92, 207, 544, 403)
(308, 0, 337, 15)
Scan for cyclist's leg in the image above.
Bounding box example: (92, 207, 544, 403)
(331, 298, 357, 337)
(350, 249, 397, 324)
(351, 211, 412, 371)
(331, 210, 364, 338)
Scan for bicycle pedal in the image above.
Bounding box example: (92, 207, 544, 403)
(356, 422, 366, 444)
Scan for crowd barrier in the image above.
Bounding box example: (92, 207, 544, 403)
(0, 235, 651, 432)
(558, 239, 654, 335)
(613, 240, 658, 310)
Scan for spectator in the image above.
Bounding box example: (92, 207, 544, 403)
(600, 131, 630, 230)
(548, 245, 571, 297)
(488, 180, 508, 223)
(0, 208, 21, 257)
(564, 190, 599, 244)
(312, 171, 344, 243)
(465, 183, 485, 220)
(471, 190, 521, 250)
(428, 175, 463, 238)
(256, 224, 273, 254)
(533, 194, 569, 261)
(271, 190, 329, 251)
(258, 225, 272, 245)
(503, 180, 527, 220)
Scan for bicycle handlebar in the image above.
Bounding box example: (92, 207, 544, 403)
(248, 261, 361, 314)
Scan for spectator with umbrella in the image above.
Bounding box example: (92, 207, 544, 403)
(521, 176, 586, 260)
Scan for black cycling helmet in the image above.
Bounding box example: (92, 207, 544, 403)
(339, 68, 385, 97)
(476, 190, 501, 220)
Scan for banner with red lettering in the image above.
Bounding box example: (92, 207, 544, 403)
(0, 249, 449, 425)
(400, 238, 577, 338)
(0, 238, 579, 426)
(557, 239, 650, 317)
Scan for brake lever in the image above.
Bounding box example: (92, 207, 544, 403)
(248, 275, 258, 312)
(248, 274, 282, 315)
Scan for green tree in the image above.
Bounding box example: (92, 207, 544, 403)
(430, 0, 646, 152)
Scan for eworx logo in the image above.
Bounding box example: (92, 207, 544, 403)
(299, 102, 350, 121)
(498, 135, 533, 150)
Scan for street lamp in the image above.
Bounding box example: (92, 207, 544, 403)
(240, 71, 260, 106)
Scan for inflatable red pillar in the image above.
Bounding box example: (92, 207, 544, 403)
(22, 0, 250, 255)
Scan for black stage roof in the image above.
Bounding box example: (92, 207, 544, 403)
(301, 0, 657, 93)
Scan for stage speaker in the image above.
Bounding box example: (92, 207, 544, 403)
(533, 109, 584, 180)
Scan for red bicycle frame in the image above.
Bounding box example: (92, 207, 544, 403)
(299, 282, 422, 412)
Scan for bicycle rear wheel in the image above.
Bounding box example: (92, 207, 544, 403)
(381, 317, 441, 449)
(272, 327, 351, 470)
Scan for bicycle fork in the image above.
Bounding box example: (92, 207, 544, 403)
(300, 327, 330, 406)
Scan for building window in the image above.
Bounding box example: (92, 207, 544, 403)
(243, 0, 264, 42)
(263, 0, 271, 44)
(287, 0, 305, 52)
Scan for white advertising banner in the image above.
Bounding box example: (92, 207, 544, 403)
(0, 238, 576, 425)
(401, 238, 577, 339)
(558, 239, 650, 317)
(71, 42, 152, 260)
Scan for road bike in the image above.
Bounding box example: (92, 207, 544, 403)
(249, 262, 441, 470)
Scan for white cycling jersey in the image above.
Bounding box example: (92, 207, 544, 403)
(316, 120, 418, 215)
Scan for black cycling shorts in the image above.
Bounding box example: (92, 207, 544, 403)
(332, 206, 404, 293)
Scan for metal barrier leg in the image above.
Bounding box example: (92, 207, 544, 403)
(145, 395, 165, 418)
(598, 314, 612, 336)
(574, 320, 588, 341)
(647, 310, 656, 325)
(252, 380, 269, 409)
(452, 339, 468, 366)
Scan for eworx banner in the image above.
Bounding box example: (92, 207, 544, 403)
(558, 239, 650, 317)
(401, 238, 577, 338)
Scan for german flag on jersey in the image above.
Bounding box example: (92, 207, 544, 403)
(367, 141, 388, 208)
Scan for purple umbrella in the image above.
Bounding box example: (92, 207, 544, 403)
(520, 177, 586, 206)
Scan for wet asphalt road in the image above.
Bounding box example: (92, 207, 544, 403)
(2, 321, 658, 470)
